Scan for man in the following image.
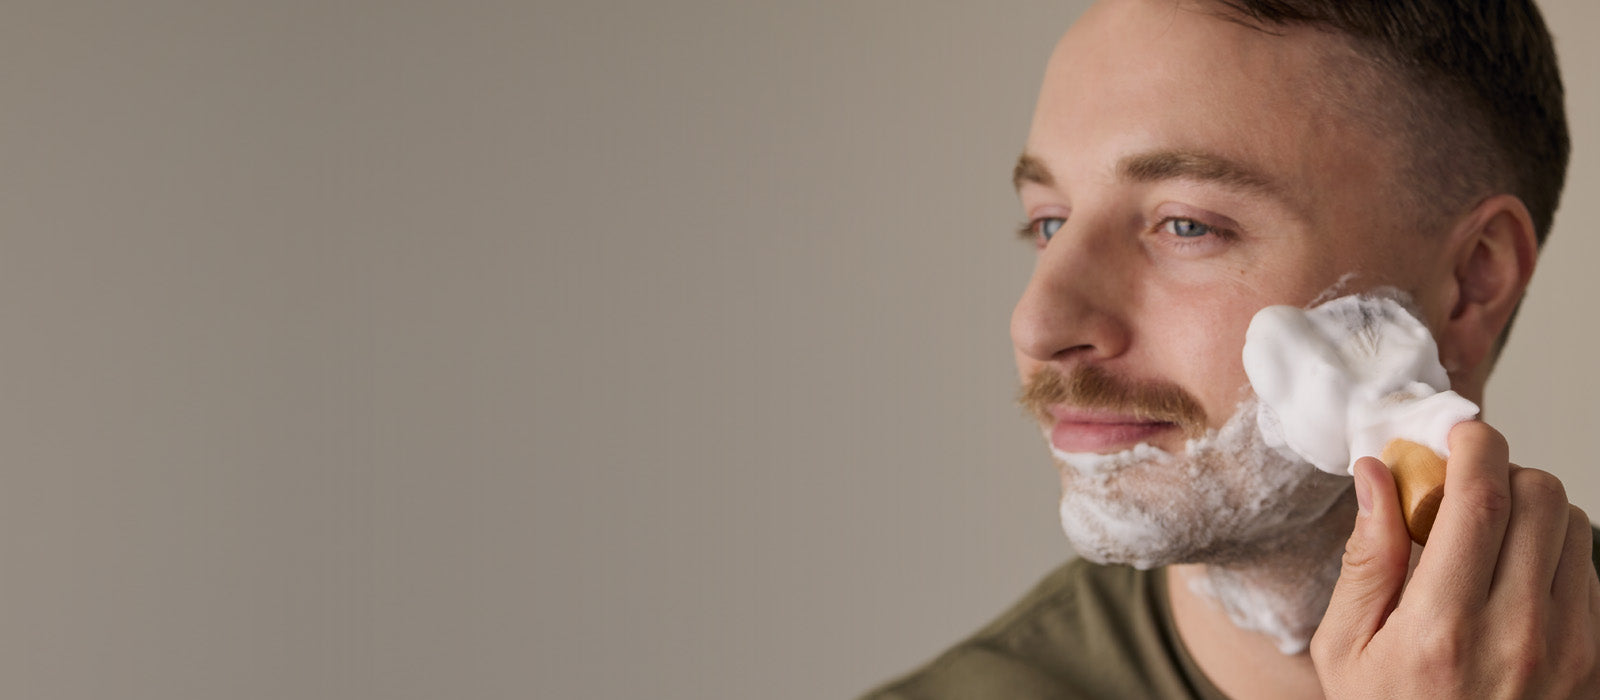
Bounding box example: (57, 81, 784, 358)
(864, 0, 1599, 697)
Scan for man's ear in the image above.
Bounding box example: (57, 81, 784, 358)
(1435, 194, 1539, 379)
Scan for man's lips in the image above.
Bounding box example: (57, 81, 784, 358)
(1048, 407, 1177, 453)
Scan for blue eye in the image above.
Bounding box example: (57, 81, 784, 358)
(1164, 218, 1212, 238)
(1034, 217, 1066, 241)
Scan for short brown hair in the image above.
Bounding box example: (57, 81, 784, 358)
(1211, 0, 1569, 246)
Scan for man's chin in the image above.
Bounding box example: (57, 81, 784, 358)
(1059, 495, 1185, 570)
(1057, 488, 1258, 570)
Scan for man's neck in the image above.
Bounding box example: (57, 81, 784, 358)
(1166, 487, 1359, 700)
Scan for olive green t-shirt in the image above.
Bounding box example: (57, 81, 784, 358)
(860, 559, 1228, 699)
(862, 530, 1600, 699)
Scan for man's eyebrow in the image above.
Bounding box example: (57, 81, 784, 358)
(1013, 150, 1281, 198)
(1118, 149, 1280, 196)
(1012, 153, 1054, 191)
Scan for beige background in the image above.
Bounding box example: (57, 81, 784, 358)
(0, 2, 1593, 699)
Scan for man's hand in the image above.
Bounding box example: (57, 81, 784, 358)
(1310, 421, 1600, 698)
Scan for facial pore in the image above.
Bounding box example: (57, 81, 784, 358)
(1019, 365, 1350, 570)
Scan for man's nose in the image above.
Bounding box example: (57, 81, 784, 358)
(1010, 224, 1130, 363)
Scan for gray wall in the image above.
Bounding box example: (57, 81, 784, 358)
(0, 2, 1593, 699)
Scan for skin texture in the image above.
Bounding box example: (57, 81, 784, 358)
(1013, 0, 1599, 696)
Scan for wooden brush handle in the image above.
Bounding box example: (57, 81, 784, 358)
(1381, 438, 1447, 545)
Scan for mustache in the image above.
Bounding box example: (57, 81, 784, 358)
(1017, 365, 1208, 438)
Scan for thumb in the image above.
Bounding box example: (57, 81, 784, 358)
(1312, 457, 1412, 659)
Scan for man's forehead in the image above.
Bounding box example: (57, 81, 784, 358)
(1038, 7, 1328, 140)
(1049, 0, 1344, 84)
(1025, 0, 1401, 219)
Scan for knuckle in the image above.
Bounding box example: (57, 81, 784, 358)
(1340, 544, 1369, 569)
(1503, 651, 1542, 688)
(1571, 504, 1593, 536)
(1569, 505, 1595, 555)
(1451, 421, 1509, 461)
(1339, 534, 1384, 573)
(1498, 624, 1547, 685)
(1456, 481, 1512, 520)
(1414, 623, 1466, 668)
(1557, 631, 1597, 683)
(1510, 468, 1567, 507)
(1308, 632, 1334, 665)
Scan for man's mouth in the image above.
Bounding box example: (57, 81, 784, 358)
(1019, 365, 1209, 453)
(1048, 407, 1180, 453)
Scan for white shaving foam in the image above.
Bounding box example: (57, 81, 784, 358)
(1051, 397, 1345, 569)
(1050, 397, 1349, 652)
(1241, 291, 1480, 474)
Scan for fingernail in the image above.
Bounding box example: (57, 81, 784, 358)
(1354, 463, 1373, 516)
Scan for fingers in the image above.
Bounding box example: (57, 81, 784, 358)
(1552, 505, 1596, 604)
(1413, 421, 1512, 601)
(1311, 457, 1412, 662)
(1547, 507, 1600, 696)
(1492, 467, 1570, 598)
(1312, 421, 1600, 697)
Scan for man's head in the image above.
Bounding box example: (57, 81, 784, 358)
(1011, 0, 1564, 566)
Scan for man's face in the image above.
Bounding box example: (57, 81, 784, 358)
(1013, 0, 1448, 562)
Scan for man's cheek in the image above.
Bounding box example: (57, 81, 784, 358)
(1165, 345, 1251, 427)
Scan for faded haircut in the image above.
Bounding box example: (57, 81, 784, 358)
(1209, 0, 1569, 247)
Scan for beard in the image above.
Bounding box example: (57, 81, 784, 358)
(1021, 366, 1350, 570)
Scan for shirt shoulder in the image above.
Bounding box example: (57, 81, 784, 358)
(859, 559, 1226, 700)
